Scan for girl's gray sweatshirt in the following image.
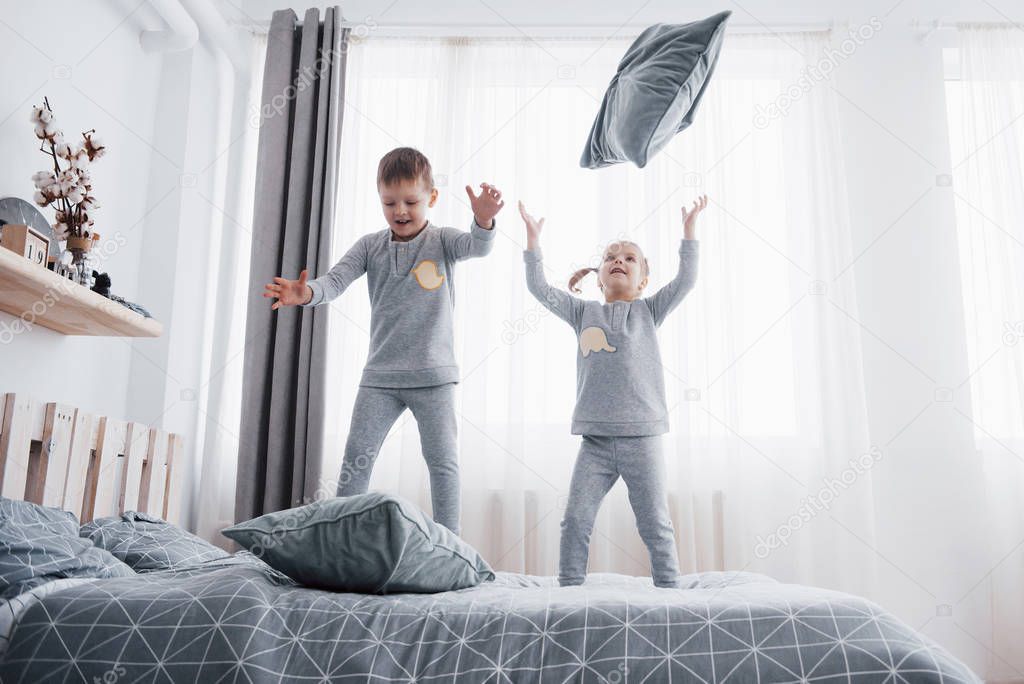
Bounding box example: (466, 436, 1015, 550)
(302, 220, 496, 388)
(523, 239, 699, 436)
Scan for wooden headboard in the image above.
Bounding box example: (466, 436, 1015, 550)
(0, 392, 185, 525)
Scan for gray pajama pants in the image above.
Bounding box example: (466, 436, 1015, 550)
(337, 383, 460, 535)
(560, 435, 682, 588)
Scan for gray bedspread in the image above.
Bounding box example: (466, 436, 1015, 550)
(0, 554, 979, 683)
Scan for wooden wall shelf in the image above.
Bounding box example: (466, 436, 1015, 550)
(0, 246, 162, 337)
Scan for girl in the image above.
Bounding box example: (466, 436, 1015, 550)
(518, 196, 705, 588)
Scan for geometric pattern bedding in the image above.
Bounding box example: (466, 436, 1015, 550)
(0, 554, 981, 683)
(79, 511, 229, 572)
(0, 498, 133, 601)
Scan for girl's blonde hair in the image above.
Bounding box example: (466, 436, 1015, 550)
(568, 240, 650, 293)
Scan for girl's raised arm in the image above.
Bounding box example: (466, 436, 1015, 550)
(644, 240, 699, 326)
(520, 201, 585, 331)
(644, 195, 706, 326)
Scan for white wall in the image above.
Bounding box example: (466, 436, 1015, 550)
(0, 0, 253, 542)
(0, 1, 166, 420)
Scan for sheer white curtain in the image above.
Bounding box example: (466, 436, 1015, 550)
(192, 30, 267, 545)
(322, 31, 880, 597)
(946, 26, 1024, 678)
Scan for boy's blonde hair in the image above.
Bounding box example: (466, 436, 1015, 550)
(377, 147, 434, 190)
(569, 240, 651, 293)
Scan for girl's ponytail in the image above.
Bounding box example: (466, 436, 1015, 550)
(569, 267, 597, 293)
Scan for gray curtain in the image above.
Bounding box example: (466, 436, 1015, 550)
(235, 7, 348, 522)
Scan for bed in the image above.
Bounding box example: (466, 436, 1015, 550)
(0, 393, 981, 683)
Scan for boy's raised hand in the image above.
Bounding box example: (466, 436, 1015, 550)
(263, 269, 312, 310)
(518, 200, 545, 250)
(682, 194, 708, 239)
(465, 183, 505, 229)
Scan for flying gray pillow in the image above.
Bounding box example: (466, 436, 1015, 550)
(581, 11, 731, 169)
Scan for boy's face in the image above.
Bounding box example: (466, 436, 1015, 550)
(378, 177, 438, 238)
(598, 242, 648, 300)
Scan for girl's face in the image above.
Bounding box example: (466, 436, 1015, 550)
(598, 241, 648, 301)
(379, 177, 438, 238)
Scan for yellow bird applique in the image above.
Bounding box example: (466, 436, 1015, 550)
(412, 260, 445, 290)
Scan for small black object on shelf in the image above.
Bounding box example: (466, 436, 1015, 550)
(89, 269, 153, 319)
(91, 270, 111, 297)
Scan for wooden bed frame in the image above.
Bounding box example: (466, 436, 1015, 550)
(0, 392, 184, 525)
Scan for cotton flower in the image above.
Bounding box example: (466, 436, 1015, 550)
(57, 141, 79, 161)
(30, 100, 104, 239)
(69, 149, 90, 169)
(57, 169, 80, 195)
(30, 106, 53, 125)
(32, 170, 56, 189)
(83, 132, 106, 160)
(33, 118, 58, 140)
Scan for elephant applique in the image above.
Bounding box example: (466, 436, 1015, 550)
(412, 260, 445, 290)
(579, 326, 616, 357)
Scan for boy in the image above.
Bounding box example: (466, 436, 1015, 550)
(264, 147, 504, 534)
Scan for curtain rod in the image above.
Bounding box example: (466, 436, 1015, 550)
(243, 19, 839, 36)
(242, 18, 1023, 39)
(914, 19, 1024, 28)
(910, 19, 1022, 41)
(243, 18, 1023, 33)
(336, 21, 835, 31)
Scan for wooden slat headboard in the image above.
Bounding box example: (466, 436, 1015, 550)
(0, 392, 185, 525)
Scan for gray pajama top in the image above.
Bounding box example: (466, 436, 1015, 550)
(523, 239, 699, 435)
(302, 220, 496, 388)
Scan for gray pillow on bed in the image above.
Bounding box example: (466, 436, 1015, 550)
(222, 492, 495, 594)
(80, 511, 229, 572)
(580, 11, 731, 169)
(0, 497, 133, 599)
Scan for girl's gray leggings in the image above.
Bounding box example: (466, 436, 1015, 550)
(560, 434, 682, 588)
